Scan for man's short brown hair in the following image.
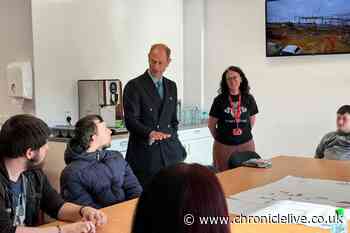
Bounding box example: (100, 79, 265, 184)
(149, 43, 171, 59)
(71, 114, 104, 151)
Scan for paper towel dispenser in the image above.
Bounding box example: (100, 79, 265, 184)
(6, 61, 33, 99)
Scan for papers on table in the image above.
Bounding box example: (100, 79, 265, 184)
(252, 200, 350, 229)
(226, 176, 350, 229)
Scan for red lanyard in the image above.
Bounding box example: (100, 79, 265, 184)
(229, 95, 241, 124)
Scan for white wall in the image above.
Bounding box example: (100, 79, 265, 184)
(0, 0, 34, 124)
(31, 0, 350, 158)
(204, 0, 350, 158)
(32, 0, 183, 126)
(183, 0, 205, 108)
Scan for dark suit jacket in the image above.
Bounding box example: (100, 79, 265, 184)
(123, 71, 186, 185)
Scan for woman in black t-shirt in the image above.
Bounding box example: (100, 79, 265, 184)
(208, 66, 258, 171)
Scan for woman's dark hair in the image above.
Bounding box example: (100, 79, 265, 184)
(219, 66, 250, 96)
(0, 114, 51, 159)
(337, 105, 350, 115)
(70, 114, 103, 151)
(132, 163, 230, 233)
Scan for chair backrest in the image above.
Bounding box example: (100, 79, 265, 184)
(228, 151, 261, 169)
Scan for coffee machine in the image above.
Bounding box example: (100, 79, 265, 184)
(78, 79, 124, 128)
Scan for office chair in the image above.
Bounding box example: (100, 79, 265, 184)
(228, 151, 261, 169)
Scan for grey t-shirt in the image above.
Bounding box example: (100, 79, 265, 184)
(315, 131, 350, 160)
(8, 176, 26, 226)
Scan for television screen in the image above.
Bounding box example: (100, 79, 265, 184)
(266, 0, 350, 56)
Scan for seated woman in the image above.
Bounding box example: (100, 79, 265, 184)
(131, 163, 231, 233)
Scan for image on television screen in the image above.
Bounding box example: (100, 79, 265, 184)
(266, 0, 350, 56)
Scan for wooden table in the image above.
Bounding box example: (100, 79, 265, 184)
(45, 156, 350, 233)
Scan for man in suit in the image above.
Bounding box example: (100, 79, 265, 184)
(123, 44, 186, 187)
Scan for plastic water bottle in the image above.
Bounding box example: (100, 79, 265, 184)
(331, 208, 347, 233)
(201, 111, 209, 124)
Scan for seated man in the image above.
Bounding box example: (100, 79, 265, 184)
(315, 105, 350, 160)
(60, 115, 142, 209)
(0, 114, 107, 233)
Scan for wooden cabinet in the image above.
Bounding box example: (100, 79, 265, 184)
(44, 141, 68, 191)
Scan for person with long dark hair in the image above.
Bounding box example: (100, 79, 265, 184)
(208, 66, 258, 171)
(131, 163, 231, 233)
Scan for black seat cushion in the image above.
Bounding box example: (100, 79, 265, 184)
(228, 151, 261, 169)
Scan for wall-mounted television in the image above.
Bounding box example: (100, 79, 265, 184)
(266, 0, 350, 57)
